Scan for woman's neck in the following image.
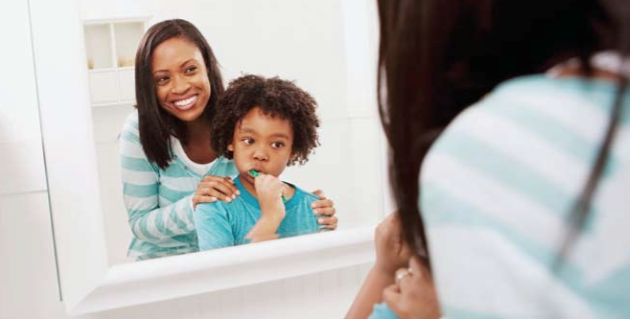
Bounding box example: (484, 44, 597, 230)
(182, 118, 216, 164)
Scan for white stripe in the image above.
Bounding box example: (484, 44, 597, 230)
(430, 226, 597, 319)
(450, 109, 588, 196)
(162, 205, 186, 235)
(575, 163, 630, 284)
(119, 138, 149, 159)
(121, 168, 159, 186)
(124, 195, 158, 211)
(160, 175, 200, 191)
(506, 93, 630, 162)
(422, 152, 567, 250)
(145, 212, 168, 241)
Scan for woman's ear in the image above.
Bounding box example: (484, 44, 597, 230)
(228, 144, 234, 152)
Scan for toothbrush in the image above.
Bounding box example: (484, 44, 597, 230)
(249, 169, 287, 203)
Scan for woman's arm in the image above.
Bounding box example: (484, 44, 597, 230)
(119, 118, 196, 245)
(346, 213, 413, 319)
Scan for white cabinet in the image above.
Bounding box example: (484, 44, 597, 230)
(83, 18, 148, 106)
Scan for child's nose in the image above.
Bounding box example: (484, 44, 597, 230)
(253, 147, 269, 161)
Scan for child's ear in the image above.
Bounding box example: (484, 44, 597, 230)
(228, 144, 234, 152)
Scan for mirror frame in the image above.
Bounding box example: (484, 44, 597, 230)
(31, 0, 379, 314)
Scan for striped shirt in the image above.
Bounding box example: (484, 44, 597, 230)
(421, 75, 630, 319)
(119, 112, 238, 260)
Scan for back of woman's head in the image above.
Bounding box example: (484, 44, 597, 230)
(377, 0, 628, 263)
(134, 19, 224, 168)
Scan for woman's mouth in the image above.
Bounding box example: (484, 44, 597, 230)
(172, 95, 197, 111)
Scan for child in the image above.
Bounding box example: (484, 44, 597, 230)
(194, 75, 322, 250)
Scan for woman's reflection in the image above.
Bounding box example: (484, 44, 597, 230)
(119, 19, 337, 260)
(195, 75, 323, 250)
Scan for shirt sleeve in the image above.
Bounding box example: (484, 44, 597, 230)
(119, 114, 195, 246)
(367, 303, 399, 319)
(194, 202, 236, 251)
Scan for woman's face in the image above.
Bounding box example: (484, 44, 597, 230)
(151, 37, 211, 123)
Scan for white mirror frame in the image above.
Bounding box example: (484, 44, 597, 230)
(31, 0, 380, 315)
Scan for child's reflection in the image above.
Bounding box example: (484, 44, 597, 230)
(195, 75, 322, 250)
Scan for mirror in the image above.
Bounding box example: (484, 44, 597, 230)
(84, 0, 388, 264)
(32, 0, 388, 314)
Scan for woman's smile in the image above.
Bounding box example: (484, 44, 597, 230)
(172, 95, 198, 111)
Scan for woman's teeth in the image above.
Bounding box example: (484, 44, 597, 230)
(173, 96, 197, 110)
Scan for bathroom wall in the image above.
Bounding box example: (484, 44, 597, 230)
(0, 0, 378, 318)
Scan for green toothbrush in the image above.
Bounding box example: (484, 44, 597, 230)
(249, 169, 287, 203)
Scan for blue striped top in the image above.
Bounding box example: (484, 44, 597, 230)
(119, 112, 238, 260)
(421, 75, 630, 319)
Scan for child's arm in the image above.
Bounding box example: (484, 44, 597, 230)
(245, 173, 287, 242)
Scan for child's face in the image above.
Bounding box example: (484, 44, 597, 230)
(229, 107, 294, 184)
(151, 37, 211, 123)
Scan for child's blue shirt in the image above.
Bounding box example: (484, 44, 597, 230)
(194, 177, 320, 250)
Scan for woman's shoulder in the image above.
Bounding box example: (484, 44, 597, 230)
(121, 109, 140, 133)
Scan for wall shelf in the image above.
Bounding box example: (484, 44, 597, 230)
(83, 18, 149, 106)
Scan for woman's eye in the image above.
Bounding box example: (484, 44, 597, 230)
(271, 142, 284, 149)
(242, 138, 254, 145)
(185, 66, 198, 74)
(155, 77, 169, 85)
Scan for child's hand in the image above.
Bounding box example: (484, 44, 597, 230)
(254, 173, 287, 220)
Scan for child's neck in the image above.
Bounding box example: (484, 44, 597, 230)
(238, 174, 296, 201)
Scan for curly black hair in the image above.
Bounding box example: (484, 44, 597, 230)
(211, 75, 320, 166)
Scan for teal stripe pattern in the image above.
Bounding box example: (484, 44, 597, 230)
(119, 111, 238, 260)
(414, 75, 630, 319)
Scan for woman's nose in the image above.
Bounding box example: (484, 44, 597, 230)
(170, 75, 190, 93)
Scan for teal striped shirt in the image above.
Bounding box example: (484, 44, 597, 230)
(420, 75, 630, 319)
(119, 112, 238, 260)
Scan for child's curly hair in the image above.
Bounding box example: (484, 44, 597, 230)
(211, 75, 320, 166)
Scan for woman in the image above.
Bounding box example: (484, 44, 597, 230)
(348, 0, 629, 318)
(119, 19, 337, 260)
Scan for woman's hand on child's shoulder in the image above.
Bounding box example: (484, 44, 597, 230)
(193, 175, 239, 209)
(311, 190, 338, 230)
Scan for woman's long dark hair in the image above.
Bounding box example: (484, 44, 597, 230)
(377, 0, 628, 267)
(134, 19, 224, 169)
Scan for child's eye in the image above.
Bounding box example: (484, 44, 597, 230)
(242, 138, 254, 145)
(271, 142, 284, 149)
(155, 76, 169, 85)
